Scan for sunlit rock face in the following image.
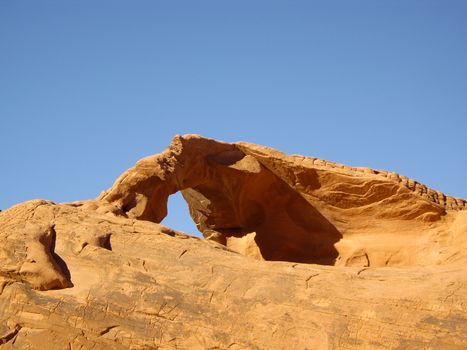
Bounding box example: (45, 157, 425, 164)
(1, 135, 466, 349)
(100, 134, 466, 267)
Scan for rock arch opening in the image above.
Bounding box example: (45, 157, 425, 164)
(161, 191, 202, 237)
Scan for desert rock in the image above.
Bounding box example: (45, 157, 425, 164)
(1, 135, 466, 349)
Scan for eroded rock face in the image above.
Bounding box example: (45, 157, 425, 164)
(1, 135, 466, 349)
(100, 135, 467, 267)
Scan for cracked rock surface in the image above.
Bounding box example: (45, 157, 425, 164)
(1, 135, 466, 349)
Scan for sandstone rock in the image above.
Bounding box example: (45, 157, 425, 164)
(1, 135, 466, 349)
(100, 134, 466, 267)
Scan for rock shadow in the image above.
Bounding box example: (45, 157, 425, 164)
(253, 182, 342, 265)
(181, 165, 343, 265)
(220, 176, 343, 265)
(50, 226, 73, 287)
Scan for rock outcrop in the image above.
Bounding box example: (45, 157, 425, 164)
(1, 135, 466, 349)
(99, 135, 467, 267)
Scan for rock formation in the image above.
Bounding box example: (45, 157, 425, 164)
(1, 135, 466, 349)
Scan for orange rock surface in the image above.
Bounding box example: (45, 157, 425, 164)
(1, 135, 466, 349)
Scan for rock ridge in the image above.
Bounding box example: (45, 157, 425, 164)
(237, 140, 466, 211)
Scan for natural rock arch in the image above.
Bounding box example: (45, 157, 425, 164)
(100, 136, 342, 264)
(98, 134, 466, 267)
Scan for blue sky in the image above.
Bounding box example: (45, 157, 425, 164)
(1, 1, 466, 236)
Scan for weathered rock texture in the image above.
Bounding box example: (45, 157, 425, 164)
(1, 135, 466, 349)
(99, 135, 467, 267)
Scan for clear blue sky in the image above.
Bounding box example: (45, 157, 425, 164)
(1, 1, 466, 236)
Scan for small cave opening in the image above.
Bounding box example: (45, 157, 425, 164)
(161, 191, 203, 238)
